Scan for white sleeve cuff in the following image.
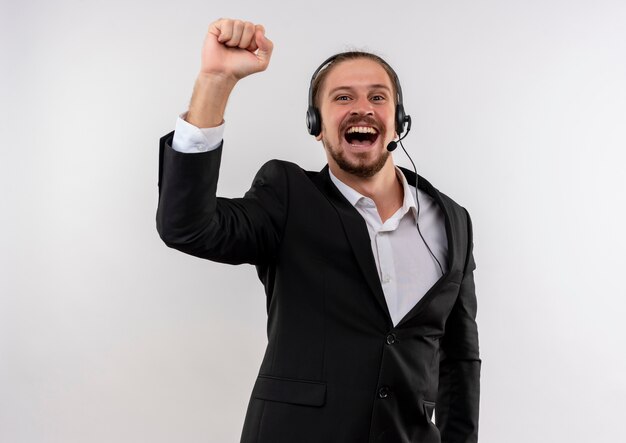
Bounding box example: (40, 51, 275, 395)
(171, 112, 225, 153)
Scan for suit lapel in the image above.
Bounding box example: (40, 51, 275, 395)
(395, 167, 458, 327)
(313, 166, 392, 324)
(312, 165, 459, 328)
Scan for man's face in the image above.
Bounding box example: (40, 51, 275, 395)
(317, 58, 397, 178)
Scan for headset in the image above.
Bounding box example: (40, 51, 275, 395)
(305, 53, 411, 146)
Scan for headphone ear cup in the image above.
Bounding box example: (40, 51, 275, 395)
(395, 104, 406, 137)
(306, 106, 321, 137)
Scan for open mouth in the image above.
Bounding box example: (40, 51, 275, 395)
(344, 126, 379, 147)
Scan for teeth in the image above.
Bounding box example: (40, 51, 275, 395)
(346, 126, 378, 134)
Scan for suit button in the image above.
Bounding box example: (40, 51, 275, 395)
(386, 333, 397, 345)
(378, 386, 390, 399)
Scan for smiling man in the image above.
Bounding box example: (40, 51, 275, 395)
(313, 55, 405, 224)
(157, 18, 480, 443)
(317, 57, 394, 177)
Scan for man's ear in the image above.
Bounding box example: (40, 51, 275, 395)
(315, 121, 324, 141)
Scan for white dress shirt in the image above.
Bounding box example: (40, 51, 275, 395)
(327, 169, 448, 325)
(171, 115, 448, 326)
(172, 113, 225, 152)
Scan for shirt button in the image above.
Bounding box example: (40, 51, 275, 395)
(382, 275, 391, 283)
(386, 333, 397, 345)
(378, 386, 391, 399)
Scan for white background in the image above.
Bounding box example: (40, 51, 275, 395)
(2, 0, 625, 441)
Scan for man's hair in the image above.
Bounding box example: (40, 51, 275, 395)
(311, 51, 399, 110)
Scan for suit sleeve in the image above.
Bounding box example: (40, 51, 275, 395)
(156, 131, 288, 265)
(436, 208, 481, 443)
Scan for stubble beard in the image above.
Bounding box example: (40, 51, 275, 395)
(322, 133, 390, 179)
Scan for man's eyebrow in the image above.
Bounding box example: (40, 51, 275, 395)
(327, 84, 392, 96)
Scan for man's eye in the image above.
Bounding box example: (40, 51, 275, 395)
(336, 95, 350, 101)
(371, 95, 385, 101)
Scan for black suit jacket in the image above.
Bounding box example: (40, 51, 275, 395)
(156, 132, 480, 443)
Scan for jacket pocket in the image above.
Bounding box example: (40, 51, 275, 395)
(252, 374, 327, 407)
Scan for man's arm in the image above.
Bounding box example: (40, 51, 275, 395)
(436, 208, 481, 443)
(156, 19, 281, 265)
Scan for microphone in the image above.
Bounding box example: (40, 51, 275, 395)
(387, 115, 412, 151)
(386, 138, 401, 152)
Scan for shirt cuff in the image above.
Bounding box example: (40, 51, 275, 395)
(171, 112, 225, 153)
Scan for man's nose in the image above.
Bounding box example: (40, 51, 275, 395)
(350, 96, 374, 115)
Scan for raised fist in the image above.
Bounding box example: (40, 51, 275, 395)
(200, 18, 274, 81)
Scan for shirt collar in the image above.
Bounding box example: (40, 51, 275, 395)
(328, 167, 418, 220)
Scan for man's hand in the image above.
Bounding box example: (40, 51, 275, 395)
(186, 19, 273, 128)
(201, 18, 274, 81)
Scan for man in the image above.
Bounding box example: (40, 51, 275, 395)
(157, 18, 480, 443)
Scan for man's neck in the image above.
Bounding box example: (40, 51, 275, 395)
(330, 160, 404, 223)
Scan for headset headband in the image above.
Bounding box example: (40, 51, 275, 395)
(306, 53, 409, 138)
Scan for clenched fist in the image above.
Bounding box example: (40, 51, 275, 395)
(186, 19, 274, 128)
(201, 18, 274, 81)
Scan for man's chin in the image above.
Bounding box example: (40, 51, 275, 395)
(333, 150, 390, 179)
(323, 136, 390, 178)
